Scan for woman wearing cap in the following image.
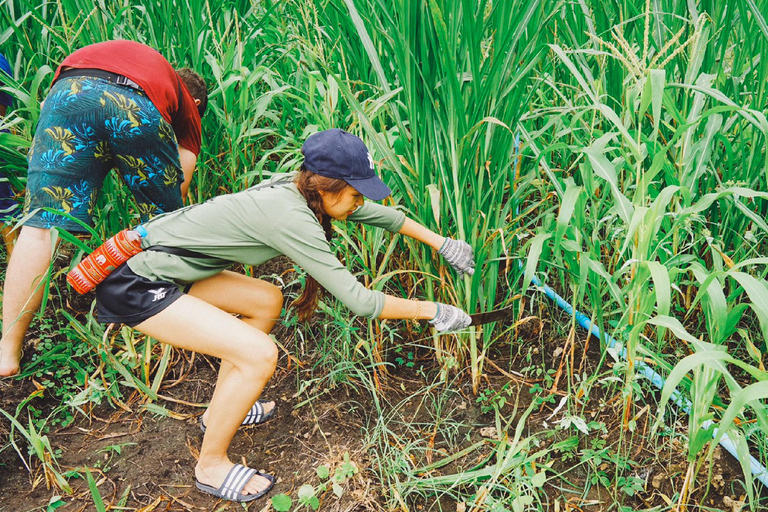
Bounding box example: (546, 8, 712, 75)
(93, 128, 475, 502)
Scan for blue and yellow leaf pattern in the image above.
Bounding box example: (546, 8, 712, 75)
(24, 76, 187, 230)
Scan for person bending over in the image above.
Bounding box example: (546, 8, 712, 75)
(93, 129, 475, 502)
(0, 40, 208, 376)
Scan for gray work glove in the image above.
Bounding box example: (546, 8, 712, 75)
(439, 238, 476, 276)
(429, 303, 471, 332)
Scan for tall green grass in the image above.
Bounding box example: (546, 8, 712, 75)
(307, 0, 554, 391)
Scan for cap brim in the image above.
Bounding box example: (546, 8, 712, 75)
(346, 175, 391, 201)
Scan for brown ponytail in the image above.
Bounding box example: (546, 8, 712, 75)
(292, 167, 349, 321)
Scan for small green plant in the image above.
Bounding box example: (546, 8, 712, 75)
(476, 382, 514, 414)
(95, 443, 137, 473)
(45, 496, 67, 512)
(297, 484, 319, 510)
(581, 448, 611, 488)
(394, 346, 415, 368)
(271, 453, 359, 510)
(589, 469, 611, 488)
(615, 475, 644, 497)
(271, 493, 292, 512)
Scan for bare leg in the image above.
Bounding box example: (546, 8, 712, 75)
(0, 226, 53, 376)
(135, 293, 278, 496)
(188, 271, 283, 425)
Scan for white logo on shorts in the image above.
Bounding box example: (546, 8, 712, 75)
(149, 288, 167, 302)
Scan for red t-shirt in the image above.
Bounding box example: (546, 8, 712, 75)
(54, 40, 201, 156)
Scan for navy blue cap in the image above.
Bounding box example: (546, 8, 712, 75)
(0, 53, 12, 108)
(301, 129, 391, 201)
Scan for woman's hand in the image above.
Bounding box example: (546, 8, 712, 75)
(429, 303, 471, 332)
(439, 238, 475, 276)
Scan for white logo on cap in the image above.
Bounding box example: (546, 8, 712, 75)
(367, 152, 374, 170)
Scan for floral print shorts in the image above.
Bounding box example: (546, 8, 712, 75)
(24, 76, 184, 232)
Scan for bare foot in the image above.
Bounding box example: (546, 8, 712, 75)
(0, 345, 21, 377)
(196, 459, 273, 497)
(201, 400, 275, 427)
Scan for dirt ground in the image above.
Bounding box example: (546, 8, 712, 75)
(0, 288, 754, 512)
(0, 347, 380, 511)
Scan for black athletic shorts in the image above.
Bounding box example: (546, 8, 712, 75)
(96, 263, 184, 327)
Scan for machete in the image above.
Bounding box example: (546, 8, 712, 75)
(469, 304, 517, 326)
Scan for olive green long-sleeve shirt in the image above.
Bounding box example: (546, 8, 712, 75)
(128, 172, 406, 318)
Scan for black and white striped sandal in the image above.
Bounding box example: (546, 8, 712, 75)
(195, 463, 275, 502)
(200, 399, 276, 433)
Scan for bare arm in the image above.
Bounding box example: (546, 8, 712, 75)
(178, 146, 198, 198)
(379, 295, 438, 320)
(398, 217, 446, 251)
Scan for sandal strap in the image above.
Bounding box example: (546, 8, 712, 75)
(221, 464, 257, 500)
(245, 400, 264, 424)
(200, 399, 272, 434)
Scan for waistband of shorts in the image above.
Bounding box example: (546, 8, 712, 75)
(56, 68, 143, 92)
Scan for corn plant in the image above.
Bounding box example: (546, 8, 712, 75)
(523, 0, 768, 494)
(647, 314, 768, 508)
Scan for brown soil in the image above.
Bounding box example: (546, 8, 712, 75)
(0, 347, 379, 512)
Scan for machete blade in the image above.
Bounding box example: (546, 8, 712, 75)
(469, 304, 516, 325)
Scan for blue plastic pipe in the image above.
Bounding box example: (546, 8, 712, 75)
(530, 274, 768, 487)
